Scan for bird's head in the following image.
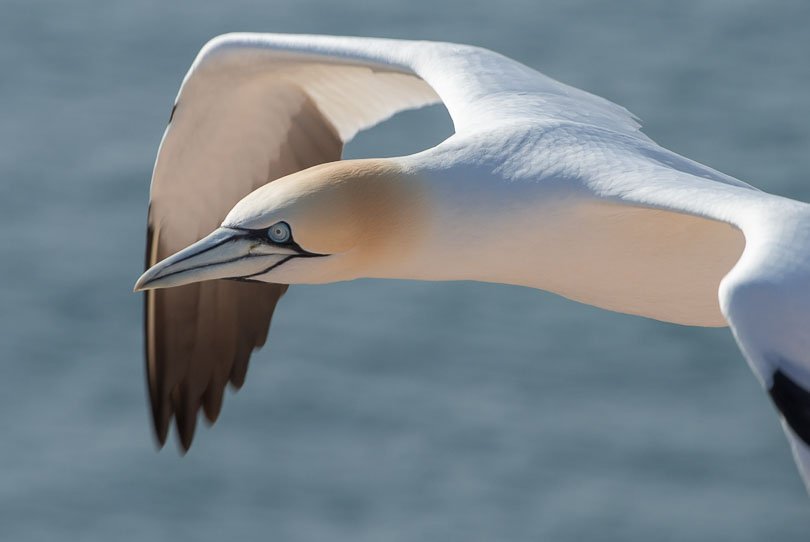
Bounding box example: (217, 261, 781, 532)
(135, 159, 430, 291)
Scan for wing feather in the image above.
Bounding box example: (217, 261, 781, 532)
(145, 80, 341, 450)
(145, 32, 661, 450)
(188, 32, 649, 139)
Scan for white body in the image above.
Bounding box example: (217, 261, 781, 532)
(139, 33, 810, 490)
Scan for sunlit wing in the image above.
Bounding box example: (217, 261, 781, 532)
(144, 32, 696, 450)
(146, 81, 343, 450)
(554, 124, 810, 492)
(146, 37, 442, 450)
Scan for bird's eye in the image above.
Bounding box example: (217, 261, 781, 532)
(267, 222, 291, 243)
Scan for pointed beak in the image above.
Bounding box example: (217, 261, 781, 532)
(134, 227, 294, 291)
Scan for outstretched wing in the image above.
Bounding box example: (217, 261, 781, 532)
(145, 32, 665, 451)
(578, 136, 810, 492)
(474, 90, 809, 494)
(145, 38, 439, 451)
(186, 32, 650, 139)
(718, 229, 810, 494)
(579, 137, 810, 493)
(146, 82, 342, 451)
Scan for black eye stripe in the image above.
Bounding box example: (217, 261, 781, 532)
(230, 226, 326, 257)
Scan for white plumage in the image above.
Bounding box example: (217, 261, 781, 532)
(137, 33, 810, 497)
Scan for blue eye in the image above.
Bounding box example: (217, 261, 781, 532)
(267, 222, 291, 243)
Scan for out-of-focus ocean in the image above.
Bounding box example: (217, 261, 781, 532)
(1, 1, 809, 540)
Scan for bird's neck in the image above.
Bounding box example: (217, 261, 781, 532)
(371, 161, 747, 327)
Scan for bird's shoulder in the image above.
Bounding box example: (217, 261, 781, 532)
(719, 203, 810, 382)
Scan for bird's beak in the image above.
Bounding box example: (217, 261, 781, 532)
(134, 227, 296, 291)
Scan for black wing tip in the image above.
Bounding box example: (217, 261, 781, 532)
(769, 369, 810, 446)
(143, 90, 339, 454)
(177, 433, 193, 455)
(151, 385, 229, 452)
(149, 398, 170, 449)
(152, 418, 169, 449)
(149, 417, 193, 454)
(202, 383, 226, 425)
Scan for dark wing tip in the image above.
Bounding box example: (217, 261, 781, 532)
(202, 381, 226, 424)
(143, 83, 342, 452)
(228, 341, 252, 390)
(145, 281, 287, 452)
(769, 369, 810, 446)
(150, 395, 171, 447)
(174, 383, 199, 452)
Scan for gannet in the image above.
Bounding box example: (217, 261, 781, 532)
(134, 33, 810, 494)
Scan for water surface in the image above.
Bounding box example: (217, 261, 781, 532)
(1, 1, 809, 540)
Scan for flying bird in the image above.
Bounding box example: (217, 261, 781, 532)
(135, 33, 810, 494)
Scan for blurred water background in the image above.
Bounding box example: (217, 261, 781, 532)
(1, 0, 809, 540)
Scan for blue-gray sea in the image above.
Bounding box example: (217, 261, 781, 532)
(2, 1, 809, 540)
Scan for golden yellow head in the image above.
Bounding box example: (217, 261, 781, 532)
(135, 158, 430, 290)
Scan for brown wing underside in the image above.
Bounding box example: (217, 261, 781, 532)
(144, 85, 342, 451)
